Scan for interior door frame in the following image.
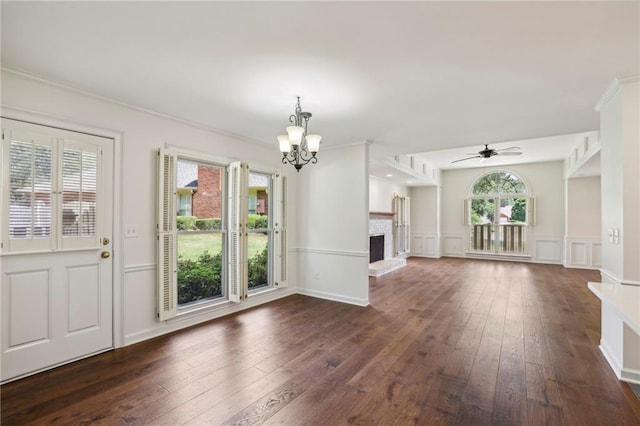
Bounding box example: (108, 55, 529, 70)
(1, 106, 125, 349)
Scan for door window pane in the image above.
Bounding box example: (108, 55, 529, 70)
(470, 198, 495, 252)
(62, 148, 97, 237)
(9, 140, 52, 239)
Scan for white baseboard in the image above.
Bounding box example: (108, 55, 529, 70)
(409, 254, 442, 259)
(621, 368, 640, 385)
(296, 288, 369, 307)
(599, 340, 623, 380)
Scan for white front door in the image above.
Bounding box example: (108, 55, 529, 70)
(1, 118, 114, 382)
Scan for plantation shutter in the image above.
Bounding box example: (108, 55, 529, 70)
(157, 148, 178, 321)
(463, 199, 470, 225)
(527, 197, 536, 226)
(272, 174, 288, 287)
(59, 138, 102, 250)
(2, 128, 56, 253)
(404, 197, 410, 253)
(227, 162, 248, 303)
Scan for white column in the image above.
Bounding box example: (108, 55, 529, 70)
(592, 75, 640, 383)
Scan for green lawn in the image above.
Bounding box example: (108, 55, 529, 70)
(178, 232, 268, 261)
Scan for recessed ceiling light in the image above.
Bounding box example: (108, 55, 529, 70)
(386, 174, 393, 177)
(407, 181, 413, 184)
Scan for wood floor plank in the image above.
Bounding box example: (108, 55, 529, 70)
(219, 380, 306, 426)
(2, 258, 639, 425)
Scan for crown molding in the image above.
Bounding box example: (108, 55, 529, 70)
(1, 67, 270, 147)
(595, 75, 640, 112)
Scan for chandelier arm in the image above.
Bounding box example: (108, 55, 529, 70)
(296, 148, 314, 162)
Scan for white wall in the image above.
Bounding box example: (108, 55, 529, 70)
(409, 186, 440, 258)
(296, 143, 369, 306)
(597, 77, 640, 285)
(620, 80, 640, 284)
(565, 176, 601, 269)
(1, 70, 299, 346)
(369, 176, 407, 212)
(439, 162, 565, 263)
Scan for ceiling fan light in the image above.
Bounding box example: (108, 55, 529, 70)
(286, 126, 304, 146)
(277, 135, 291, 153)
(306, 134, 321, 153)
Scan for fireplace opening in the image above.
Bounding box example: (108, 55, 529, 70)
(370, 234, 385, 263)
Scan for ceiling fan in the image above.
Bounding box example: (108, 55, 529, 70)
(451, 144, 522, 163)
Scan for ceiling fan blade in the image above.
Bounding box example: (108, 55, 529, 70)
(451, 156, 481, 163)
(496, 146, 521, 152)
(498, 151, 522, 156)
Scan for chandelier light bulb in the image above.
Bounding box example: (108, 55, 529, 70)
(286, 126, 304, 146)
(277, 135, 291, 153)
(306, 134, 321, 153)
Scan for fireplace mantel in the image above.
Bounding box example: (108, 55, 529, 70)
(369, 211, 394, 217)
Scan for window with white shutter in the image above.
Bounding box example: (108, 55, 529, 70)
(156, 147, 288, 318)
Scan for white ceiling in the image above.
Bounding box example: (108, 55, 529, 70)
(418, 131, 596, 171)
(2, 2, 638, 176)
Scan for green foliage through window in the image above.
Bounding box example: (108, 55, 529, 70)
(511, 198, 527, 222)
(472, 171, 526, 195)
(177, 251, 222, 305)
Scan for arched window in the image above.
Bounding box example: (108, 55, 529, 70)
(471, 171, 527, 196)
(467, 171, 532, 255)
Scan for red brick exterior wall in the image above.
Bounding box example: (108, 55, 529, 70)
(192, 166, 222, 219)
(256, 190, 268, 215)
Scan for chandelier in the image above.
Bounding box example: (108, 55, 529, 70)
(277, 97, 321, 172)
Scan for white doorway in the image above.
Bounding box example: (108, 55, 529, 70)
(1, 118, 115, 382)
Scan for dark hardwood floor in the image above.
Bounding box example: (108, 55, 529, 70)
(2, 258, 640, 425)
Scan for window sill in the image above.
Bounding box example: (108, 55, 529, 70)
(173, 298, 231, 322)
(466, 251, 531, 260)
(169, 286, 282, 324)
(249, 285, 278, 298)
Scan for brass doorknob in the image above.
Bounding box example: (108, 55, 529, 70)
(101, 251, 111, 259)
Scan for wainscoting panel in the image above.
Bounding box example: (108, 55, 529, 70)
(410, 233, 440, 258)
(425, 236, 439, 257)
(565, 237, 602, 269)
(570, 242, 588, 266)
(443, 234, 464, 256)
(412, 236, 424, 256)
(533, 236, 563, 264)
(592, 243, 602, 267)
